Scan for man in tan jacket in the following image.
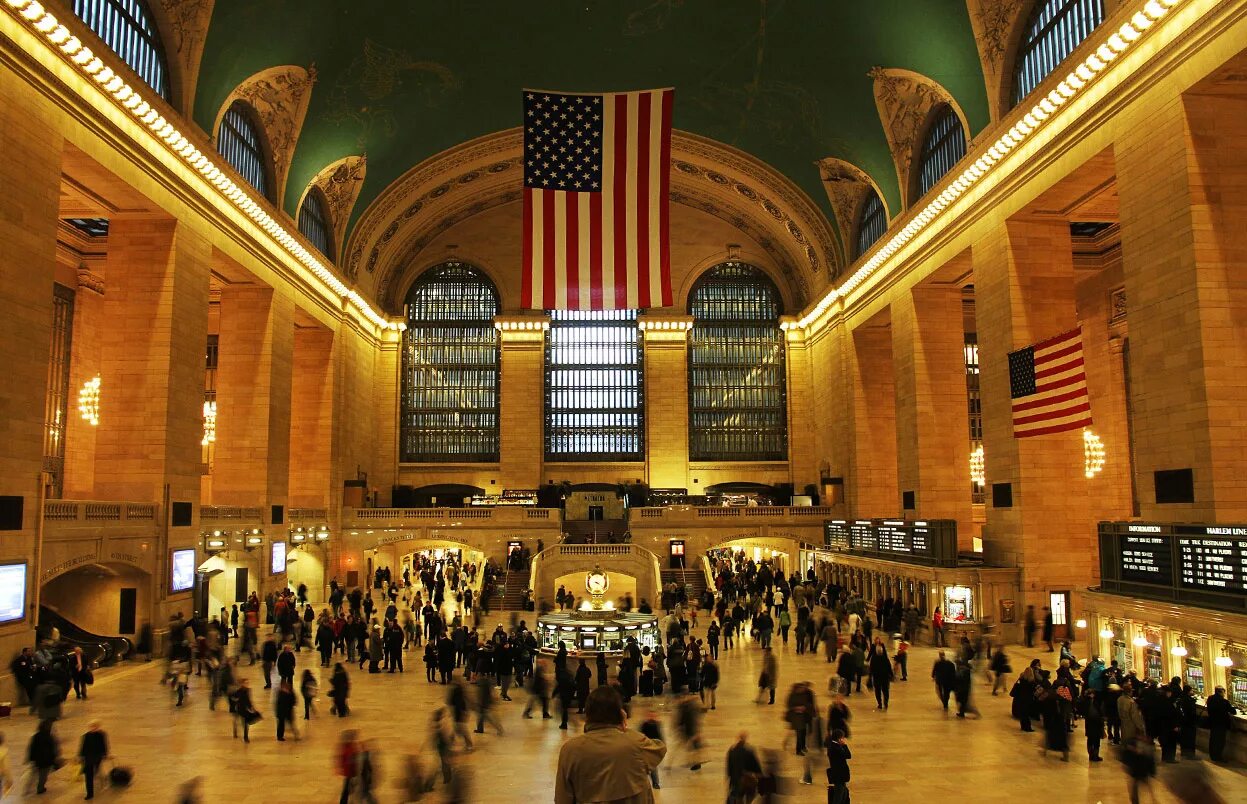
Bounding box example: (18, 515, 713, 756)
(555, 685, 666, 804)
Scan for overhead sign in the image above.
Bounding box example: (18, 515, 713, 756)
(1099, 522, 1247, 613)
(824, 519, 958, 567)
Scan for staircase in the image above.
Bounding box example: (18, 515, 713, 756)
(494, 567, 531, 610)
(561, 519, 628, 544)
(661, 568, 708, 603)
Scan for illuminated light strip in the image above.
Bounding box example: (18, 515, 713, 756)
(3, 0, 402, 333)
(794, 0, 1187, 331)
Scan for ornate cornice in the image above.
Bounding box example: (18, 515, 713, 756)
(868, 67, 968, 211)
(215, 65, 317, 206)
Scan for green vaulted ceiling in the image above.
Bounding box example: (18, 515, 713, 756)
(194, 0, 990, 241)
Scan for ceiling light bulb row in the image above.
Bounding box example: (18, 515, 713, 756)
(795, 0, 1186, 332)
(3, 0, 403, 334)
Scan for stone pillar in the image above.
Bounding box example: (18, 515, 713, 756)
(62, 272, 104, 499)
(94, 217, 211, 506)
(1117, 90, 1247, 520)
(496, 315, 547, 489)
(289, 325, 335, 508)
(973, 218, 1091, 603)
(639, 314, 692, 489)
(783, 317, 818, 496)
(847, 324, 898, 517)
(892, 285, 973, 544)
(371, 328, 400, 507)
(212, 285, 294, 508)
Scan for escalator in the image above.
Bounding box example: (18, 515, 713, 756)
(37, 605, 133, 668)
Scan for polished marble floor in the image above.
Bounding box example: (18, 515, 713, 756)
(2, 624, 1244, 803)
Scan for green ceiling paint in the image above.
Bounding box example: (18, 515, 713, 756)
(195, 0, 988, 243)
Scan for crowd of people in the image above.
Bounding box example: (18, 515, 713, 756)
(3, 548, 1241, 801)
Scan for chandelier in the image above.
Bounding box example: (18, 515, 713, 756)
(78, 376, 100, 426)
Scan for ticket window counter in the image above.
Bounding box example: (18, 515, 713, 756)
(1230, 667, 1247, 710)
(942, 585, 975, 624)
(1184, 658, 1206, 696)
(1143, 645, 1164, 682)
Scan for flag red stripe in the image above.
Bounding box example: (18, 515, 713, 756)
(1034, 355, 1084, 380)
(659, 89, 673, 306)
(522, 188, 534, 308)
(613, 93, 629, 309)
(1033, 371, 1085, 395)
(542, 190, 556, 309)
(566, 194, 580, 309)
(1015, 417, 1094, 438)
(1033, 328, 1081, 352)
(589, 192, 603, 310)
(1013, 400, 1091, 426)
(1012, 386, 1089, 413)
(1035, 341, 1082, 366)
(636, 94, 652, 310)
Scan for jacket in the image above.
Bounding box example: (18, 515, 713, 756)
(1118, 694, 1146, 743)
(554, 724, 665, 804)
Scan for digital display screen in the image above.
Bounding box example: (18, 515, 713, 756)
(824, 519, 955, 566)
(0, 563, 27, 623)
(1178, 537, 1245, 593)
(1120, 535, 1174, 585)
(170, 548, 195, 593)
(271, 541, 287, 575)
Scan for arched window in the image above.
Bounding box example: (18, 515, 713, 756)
(217, 101, 270, 199)
(73, 0, 169, 100)
(545, 310, 644, 461)
(854, 190, 887, 261)
(401, 263, 500, 463)
(688, 263, 787, 461)
(298, 189, 333, 259)
(915, 105, 967, 201)
(1012, 0, 1105, 106)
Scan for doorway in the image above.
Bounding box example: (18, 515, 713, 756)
(118, 587, 137, 635)
(1049, 590, 1070, 641)
(588, 505, 604, 521)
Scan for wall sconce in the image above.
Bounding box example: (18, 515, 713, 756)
(1084, 428, 1105, 478)
(78, 376, 101, 425)
(201, 400, 217, 446)
(1215, 651, 1233, 668)
(1099, 627, 1115, 640)
(1171, 643, 1188, 658)
(1132, 635, 1149, 648)
(1075, 618, 1087, 630)
(969, 445, 985, 487)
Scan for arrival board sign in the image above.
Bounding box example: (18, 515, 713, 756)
(823, 519, 958, 567)
(1099, 522, 1247, 613)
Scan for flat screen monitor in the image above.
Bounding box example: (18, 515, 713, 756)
(170, 548, 195, 593)
(0, 562, 27, 623)
(271, 541, 287, 575)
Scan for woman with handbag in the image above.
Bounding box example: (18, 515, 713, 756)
(231, 678, 259, 743)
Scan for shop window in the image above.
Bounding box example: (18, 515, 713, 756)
(73, 0, 170, 100)
(943, 585, 974, 622)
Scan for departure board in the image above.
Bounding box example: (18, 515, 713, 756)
(1099, 522, 1247, 613)
(823, 519, 958, 567)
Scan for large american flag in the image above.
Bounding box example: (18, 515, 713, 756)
(1008, 327, 1092, 437)
(521, 88, 673, 310)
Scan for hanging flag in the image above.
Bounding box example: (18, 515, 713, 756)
(1008, 327, 1092, 437)
(521, 88, 673, 310)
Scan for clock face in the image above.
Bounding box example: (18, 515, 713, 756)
(586, 572, 608, 594)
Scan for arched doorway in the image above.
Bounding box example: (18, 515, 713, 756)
(40, 561, 151, 663)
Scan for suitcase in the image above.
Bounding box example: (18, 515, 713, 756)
(110, 766, 133, 788)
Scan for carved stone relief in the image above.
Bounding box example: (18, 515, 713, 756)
(964, 0, 1029, 121)
(869, 67, 964, 210)
(306, 155, 367, 263)
(815, 158, 882, 262)
(154, 0, 215, 115)
(218, 65, 317, 205)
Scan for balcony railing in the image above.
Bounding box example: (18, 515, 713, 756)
(288, 508, 328, 521)
(201, 506, 264, 520)
(44, 500, 159, 522)
(343, 507, 561, 526)
(630, 505, 834, 521)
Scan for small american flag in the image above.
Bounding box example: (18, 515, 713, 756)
(521, 88, 673, 310)
(1008, 327, 1092, 437)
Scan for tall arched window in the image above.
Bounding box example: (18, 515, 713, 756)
(73, 0, 169, 100)
(217, 101, 270, 200)
(298, 189, 333, 258)
(854, 190, 887, 261)
(1012, 0, 1105, 106)
(401, 263, 500, 463)
(688, 263, 787, 461)
(545, 310, 644, 461)
(915, 105, 967, 201)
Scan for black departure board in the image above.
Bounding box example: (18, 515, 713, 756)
(1099, 522, 1247, 613)
(824, 519, 958, 567)
(1119, 534, 1174, 585)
